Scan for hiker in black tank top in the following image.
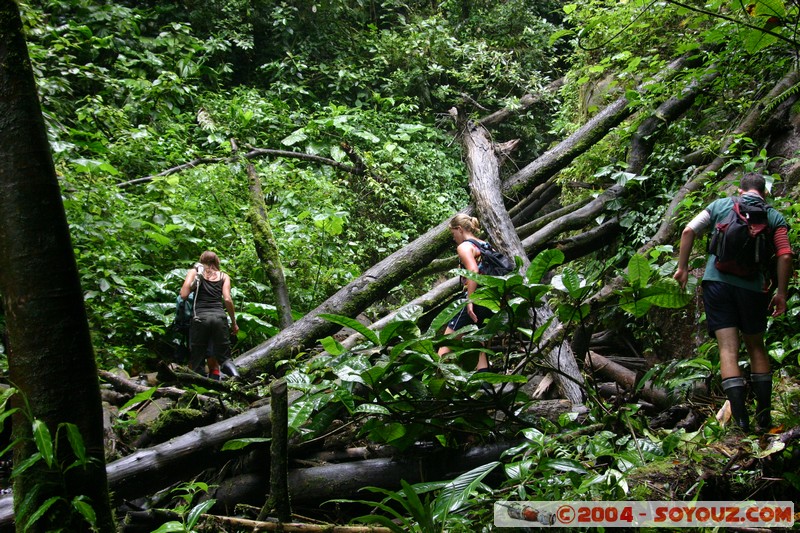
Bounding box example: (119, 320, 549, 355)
(180, 250, 239, 378)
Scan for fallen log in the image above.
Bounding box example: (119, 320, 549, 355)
(212, 442, 513, 513)
(586, 351, 669, 408)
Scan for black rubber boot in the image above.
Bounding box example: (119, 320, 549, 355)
(722, 376, 749, 432)
(751, 372, 772, 432)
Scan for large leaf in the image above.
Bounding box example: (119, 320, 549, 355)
(319, 313, 380, 346)
(433, 461, 500, 520)
(642, 279, 693, 309)
(526, 249, 565, 284)
(23, 496, 60, 531)
(119, 385, 158, 414)
(380, 319, 420, 346)
(186, 499, 217, 529)
(221, 437, 270, 451)
(626, 253, 652, 289)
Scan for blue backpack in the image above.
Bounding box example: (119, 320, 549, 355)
(173, 291, 195, 335)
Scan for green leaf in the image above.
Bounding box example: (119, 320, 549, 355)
(23, 496, 60, 530)
(620, 298, 651, 318)
(626, 254, 652, 289)
(526, 249, 565, 284)
(150, 522, 188, 533)
(372, 422, 406, 443)
(32, 419, 54, 468)
(221, 437, 271, 451)
(10, 452, 42, 478)
(398, 479, 435, 530)
(319, 313, 380, 346)
(642, 279, 693, 309)
(281, 128, 307, 146)
(186, 499, 216, 529)
(0, 386, 17, 409)
(469, 372, 527, 384)
(287, 398, 317, 434)
(72, 496, 97, 527)
(63, 423, 87, 463)
(433, 461, 500, 520)
(354, 403, 391, 415)
(379, 320, 419, 345)
(119, 386, 158, 414)
(320, 335, 345, 355)
(538, 457, 587, 474)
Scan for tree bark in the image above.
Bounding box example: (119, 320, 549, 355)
(259, 379, 291, 522)
(455, 112, 585, 404)
(0, 4, 114, 531)
(247, 163, 294, 328)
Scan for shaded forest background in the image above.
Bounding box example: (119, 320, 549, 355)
(3, 0, 800, 530)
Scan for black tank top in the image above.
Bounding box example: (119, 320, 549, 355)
(194, 274, 225, 314)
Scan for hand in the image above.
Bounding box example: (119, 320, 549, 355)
(231, 322, 239, 335)
(467, 302, 478, 323)
(673, 267, 689, 289)
(769, 293, 787, 317)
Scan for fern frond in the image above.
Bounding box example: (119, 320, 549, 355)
(763, 81, 800, 115)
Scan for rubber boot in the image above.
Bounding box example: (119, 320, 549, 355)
(721, 376, 749, 432)
(751, 372, 772, 432)
(221, 359, 240, 378)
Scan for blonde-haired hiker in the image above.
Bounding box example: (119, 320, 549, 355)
(437, 214, 495, 371)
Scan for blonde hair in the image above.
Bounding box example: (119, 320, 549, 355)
(199, 250, 221, 270)
(449, 214, 481, 234)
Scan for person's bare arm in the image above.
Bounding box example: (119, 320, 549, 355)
(222, 274, 239, 334)
(673, 226, 696, 289)
(180, 268, 197, 300)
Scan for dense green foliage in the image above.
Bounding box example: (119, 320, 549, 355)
(4, 0, 800, 529)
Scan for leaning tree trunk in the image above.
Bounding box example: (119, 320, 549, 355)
(246, 162, 294, 328)
(0, 4, 114, 531)
(455, 113, 585, 404)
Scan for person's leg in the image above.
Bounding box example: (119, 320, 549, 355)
(209, 313, 230, 379)
(743, 332, 772, 430)
(716, 327, 749, 430)
(738, 286, 771, 431)
(189, 316, 211, 374)
(437, 326, 456, 357)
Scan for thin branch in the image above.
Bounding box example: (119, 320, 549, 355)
(116, 148, 363, 188)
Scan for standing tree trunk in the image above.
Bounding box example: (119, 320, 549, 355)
(0, 3, 114, 531)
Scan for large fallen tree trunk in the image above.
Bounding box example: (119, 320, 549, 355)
(213, 442, 512, 513)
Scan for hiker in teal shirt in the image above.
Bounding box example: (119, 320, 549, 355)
(674, 173, 792, 433)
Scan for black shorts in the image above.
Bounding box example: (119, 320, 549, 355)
(702, 280, 769, 336)
(447, 299, 494, 331)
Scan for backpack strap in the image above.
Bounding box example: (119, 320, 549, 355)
(193, 271, 203, 319)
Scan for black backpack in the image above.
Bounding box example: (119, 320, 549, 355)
(465, 239, 515, 276)
(708, 196, 773, 279)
